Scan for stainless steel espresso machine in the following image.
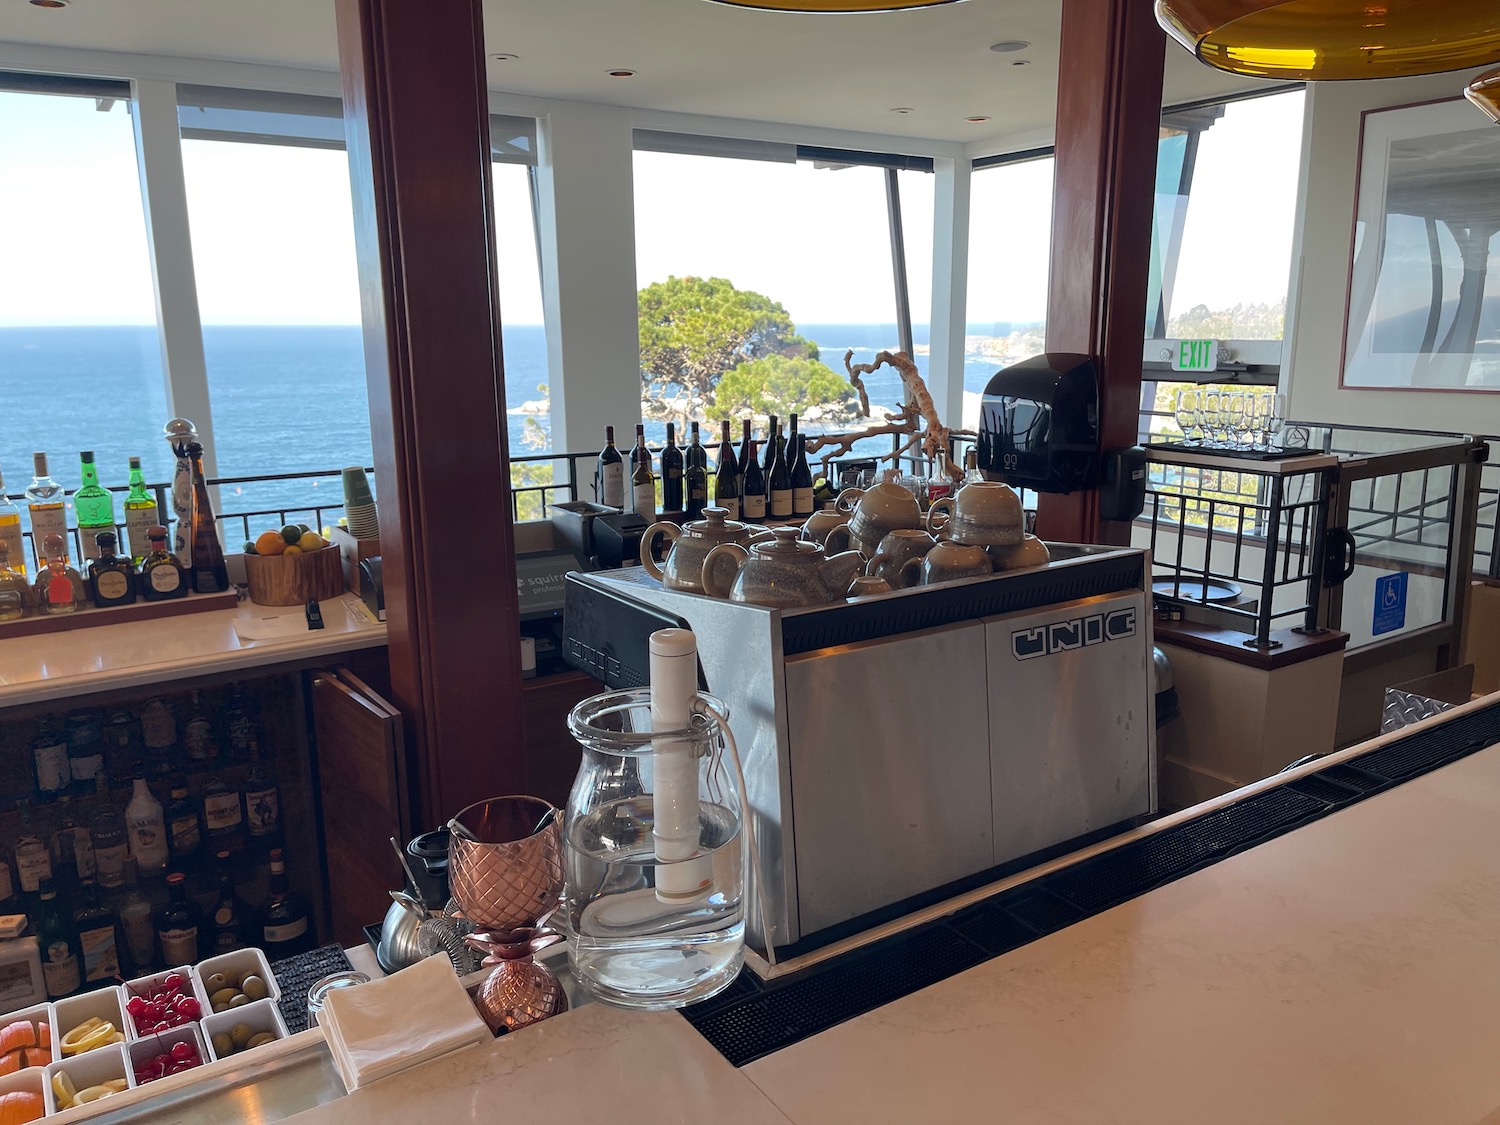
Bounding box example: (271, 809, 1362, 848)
(563, 545, 1156, 961)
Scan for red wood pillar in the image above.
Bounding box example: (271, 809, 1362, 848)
(335, 0, 526, 827)
(1036, 0, 1166, 546)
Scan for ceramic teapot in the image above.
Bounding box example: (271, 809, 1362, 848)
(901, 538, 994, 587)
(926, 481, 1024, 547)
(702, 527, 865, 608)
(827, 470, 923, 558)
(640, 507, 773, 593)
(865, 529, 935, 589)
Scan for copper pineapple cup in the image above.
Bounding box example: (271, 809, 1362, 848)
(447, 795, 565, 932)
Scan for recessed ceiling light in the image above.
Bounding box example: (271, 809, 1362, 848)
(490, 53, 520, 61)
(607, 68, 636, 78)
(1010, 58, 1031, 66)
(988, 40, 1029, 53)
(964, 115, 991, 123)
(29, 1, 69, 8)
(889, 107, 915, 114)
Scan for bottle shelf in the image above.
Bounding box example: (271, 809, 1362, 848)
(0, 589, 239, 640)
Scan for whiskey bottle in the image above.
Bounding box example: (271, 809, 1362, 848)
(35, 533, 85, 615)
(200, 772, 244, 856)
(122, 457, 159, 562)
(0, 463, 25, 580)
(0, 542, 27, 621)
(102, 710, 144, 790)
(73, 879, 124, 988)
(185, 443, 228, 593)
(153, 872, 203, 966)
(74, 452, 115, 565)
(14, 799, 53, 895)
(256, 849, 313, 958)
(24, 454, 67, 569)
(660, 423, 684, 513)
(139, 698, 179, 778)
(241, 741, 281, 855)
(207, 852, 249, 955)
(37, 879, 81, 999)
(223, 684, 258, 762)
(90, 776, 129, 890)
(64, 709, 106, 798)
(31, 721, 70, 803)
(183, 691, 220, 765)
(89, 532, 137, 609)
(140, 526, 187, 601)
(165, 779, 204, 869)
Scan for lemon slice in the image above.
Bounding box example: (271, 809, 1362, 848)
(59, 1017, 104, 1055)
(52, 1070, 77, 1110)
(102, 1079, 129, 1093)
(63, 1021, 116, 1056)
(74, 1085, 118, 1104)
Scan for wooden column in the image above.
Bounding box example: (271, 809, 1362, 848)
(335, 0, 526, 827)
(1036, 0, 1166, 546)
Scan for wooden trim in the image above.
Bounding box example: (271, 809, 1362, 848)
(1038, 0, 1166, 546)
(1155, 618, 1349, 670)
(335, 0, 526, 829)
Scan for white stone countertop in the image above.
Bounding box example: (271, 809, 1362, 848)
(0, 592, 386, 708)
(280, 721, 1500, 1125)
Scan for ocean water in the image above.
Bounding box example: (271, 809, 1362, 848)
(0, 323, 1022, 529)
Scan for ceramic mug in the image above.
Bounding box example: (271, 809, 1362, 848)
(926, 481, 1024, 547)
(989, 534, 1051, 573)
(902, 539, 993, 586)
(846, 575, 892, 600)
(865, 529, 935, 589)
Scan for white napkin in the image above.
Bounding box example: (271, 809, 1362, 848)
(233, 613, 308, 642)
(320, 953, 490, 1091)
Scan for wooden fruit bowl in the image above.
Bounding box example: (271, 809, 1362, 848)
(242, 546, 345, 606)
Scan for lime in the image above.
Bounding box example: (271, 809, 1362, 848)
(296, 523, 312, 534)
(280, 524, 302, 545)
(242, 541, 257, 554)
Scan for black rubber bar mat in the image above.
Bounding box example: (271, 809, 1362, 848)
(681, 702, 1500, 1067)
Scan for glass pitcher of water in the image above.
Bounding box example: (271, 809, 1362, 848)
(564, 685, 746, 1009)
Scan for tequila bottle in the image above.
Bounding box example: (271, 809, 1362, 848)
(140, 526, 187, 601)
(164, 419, 197, 566)
(0, 463, 25, 580)
(35, 533, 85, 615)
(185, 442, 227, 593)
(0, 542, 27, 621)
(74, 452, 115, 565)
(89, 531, 137, 608)
(122, 457, 159, 561)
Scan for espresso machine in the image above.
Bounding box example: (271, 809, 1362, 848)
(564, 544, 1156, 962)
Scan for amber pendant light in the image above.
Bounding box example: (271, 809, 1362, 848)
(705, 0, 963, 10)
(1155, 1, 1500, 81)
(1467, 67, 1500, 124)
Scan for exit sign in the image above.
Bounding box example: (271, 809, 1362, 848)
(1172, 339, 1218, 373)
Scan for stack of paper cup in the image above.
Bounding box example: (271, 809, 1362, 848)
(342, 467, 380, 541)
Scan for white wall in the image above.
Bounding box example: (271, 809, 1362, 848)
(1283, 66, 1499, 437)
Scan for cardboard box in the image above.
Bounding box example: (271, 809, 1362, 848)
(1463, 581, 1500, 695)
(331, 525, 381, 596)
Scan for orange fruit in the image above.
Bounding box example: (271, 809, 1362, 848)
(282, 544, 303, 556)
(254, 531, 286, 556)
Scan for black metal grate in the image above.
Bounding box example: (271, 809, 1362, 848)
(271, 944, 356, 1034)
(682, 702, 1500, 1067)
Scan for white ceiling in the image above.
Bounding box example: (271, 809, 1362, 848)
(0, 0, 1278, 144)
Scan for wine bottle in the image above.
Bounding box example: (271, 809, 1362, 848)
(74, 451, 115, 565)
(185, 442, 227, 593)
(767, 425, 792, 519)
(660, 422, 684, 513)
(595, 426, 624, 508)
(741, 439, 767, 522)
(628, 425, 656, 519)
(714, 421, 740, 520)
(684, 423, 709, 519)
(122, 456, 158, 562)
(790, 430, 815, 517)
(762, 416, 779, 475)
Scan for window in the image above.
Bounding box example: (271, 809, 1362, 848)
(633, 138, 931, 467)
(0, 79, 169, 565)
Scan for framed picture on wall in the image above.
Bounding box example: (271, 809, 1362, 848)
(1340, 96, 1500, 392)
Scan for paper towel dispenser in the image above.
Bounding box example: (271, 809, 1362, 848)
(977, 353, 1099, 493)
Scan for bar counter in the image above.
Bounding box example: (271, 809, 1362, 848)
(263, 696, 1500, 1125)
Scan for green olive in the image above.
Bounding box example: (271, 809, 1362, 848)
(240, 975, 268, 1001)
(245, 1032, 276, 1050)
(229, 1022, 255, 1048)
(212, 1032, 233, 1058)
(204, 973, 229, 994)
(210, 987, 238, 1011)
(228, 993, 251, 1008)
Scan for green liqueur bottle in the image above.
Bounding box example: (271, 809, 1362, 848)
(122, 457, 159, 562)
(74, 452, 116, 566)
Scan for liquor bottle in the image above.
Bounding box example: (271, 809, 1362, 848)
(257, 849, 313, 958)
(185, 442, 227, 593)
(102, 710, 143, 790)
(164, 419, 196, 567)
(684, 423, 709, 519)
(74, 452, 115, 565)
(14, 800, 53, 896)
(767, 425, 792, 519)
(73, 879, 124, 988)
(790, 430, 816, 518)
(207, 852, 249, 956)
(116, 861, 156, 975)
(126, 776, 169, 877)
(140, 526, 188, 601)
(926, 449, 954, 507)
(763, 416, 779, 475)
(65, 710, 106, 798)
(714, 421, 740, 520)
(139, 698, 178, 779)
(0, 463, 25, 580)
(122, 457, 158, 561)
(53, 808, 95, 887)
(35, 534, 85, 615)
(153, 872, 203, 966)
(90, 776, 129, 890)
(86, 532, 139, 609)
(0, 855, 15, 918)
(241, 742, 281, 855)
(660, 422, 684, 513)
(223, 684, 258, 762)
(165, 779, 203, 869)
(37, 879, 81, 999)
(595, 425, 625, 508)
(200, 772, 244, 856)
(964, 448, 985, 485)
(628, 425, 656, 520)
(0, 542, 26, 621)
(32, 719, 71, 803)
(740, 439, 767, 522)
(183, 691, 220, 765)
(24, 454, 67, 570)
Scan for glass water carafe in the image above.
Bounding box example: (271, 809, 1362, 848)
(564, 688, 746, 1009)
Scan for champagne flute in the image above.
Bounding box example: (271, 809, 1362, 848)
(1266, 393, 1287, 450)
(1199, 390, 1222, 448)
(1173, 388, 1200, 445)
(1246, 394, 1270, 450)
(1224, 393, 1247, 450)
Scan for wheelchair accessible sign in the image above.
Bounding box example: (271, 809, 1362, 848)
(1372, 571, 1408, 636)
